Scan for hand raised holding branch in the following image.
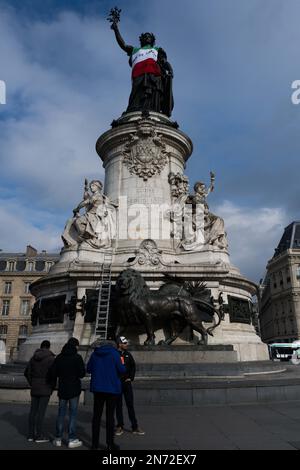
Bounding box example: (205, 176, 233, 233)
(107, 7, 121, 28)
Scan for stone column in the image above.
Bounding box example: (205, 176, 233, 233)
(96, 112, 193, 259)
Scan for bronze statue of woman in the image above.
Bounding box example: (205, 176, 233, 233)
(108, 8, 174, 117)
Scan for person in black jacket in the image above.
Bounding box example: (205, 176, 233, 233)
(24, 340, 55, 443)
(115, 336, 145, 436)
(48, 337, 85, 448)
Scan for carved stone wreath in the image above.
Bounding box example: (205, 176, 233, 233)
(123, 122, 169, 181)
(136, 239, 161, 266)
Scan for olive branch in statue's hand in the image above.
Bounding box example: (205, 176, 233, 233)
(107, 7, 121, 28)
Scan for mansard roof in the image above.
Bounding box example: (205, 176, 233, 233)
(274, 221, 300, 257)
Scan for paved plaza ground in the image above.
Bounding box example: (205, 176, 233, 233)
(1, 400, 300, 450)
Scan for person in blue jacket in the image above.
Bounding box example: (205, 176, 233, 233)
(87, 339, 126, 451)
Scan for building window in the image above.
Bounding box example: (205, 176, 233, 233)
(16, 261, 26, 272)
(0, 260, 6, 272)
(35, 261, 45, 272)
(4, 282, 12, 295)
(20, 300, 31, 316)
(279, 271, 284, 287)
(27, 262, 34, 272)
(19, 325, 28, 337)
(24, 282, 31, 294)
(297, 266, 300, 280)
(1, 300, 10, 316)
(0, 325, 7, 336)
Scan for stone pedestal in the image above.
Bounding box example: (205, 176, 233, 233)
(128, 345, 238, 364)
(19, 318, 74, 361)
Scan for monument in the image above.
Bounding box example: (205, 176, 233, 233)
(19, 8, 268, 362)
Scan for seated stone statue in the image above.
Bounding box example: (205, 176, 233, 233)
(62, 180, 117, 249)
(169, 172, 228, 251)
(204, 209, 228, 250)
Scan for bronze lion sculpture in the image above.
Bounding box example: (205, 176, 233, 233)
(112, 269, 222, 345)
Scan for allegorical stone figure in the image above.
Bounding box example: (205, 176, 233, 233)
(169, 172, 228, 251)
(108, 7, 174, 117)
(62, 179, 117, 249)
(191, 175, 228, 251)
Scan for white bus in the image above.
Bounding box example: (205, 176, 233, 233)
(269, 341, 300, 363)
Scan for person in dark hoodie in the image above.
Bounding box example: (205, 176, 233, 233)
(24, 340, 55, 443)
(87, 338, 126, 451)
(48, 337, 85, 448)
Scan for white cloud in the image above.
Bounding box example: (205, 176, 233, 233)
(0, 200, 61, 252)
(214, 201, 288, 281)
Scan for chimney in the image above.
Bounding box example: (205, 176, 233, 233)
(26, 245, 38, 257)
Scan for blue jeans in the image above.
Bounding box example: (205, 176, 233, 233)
(56, 396, 79, 440)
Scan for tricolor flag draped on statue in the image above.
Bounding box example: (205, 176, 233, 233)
(131, 45, 161, 78)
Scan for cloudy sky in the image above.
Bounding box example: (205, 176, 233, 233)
(0, 0, 299, 282)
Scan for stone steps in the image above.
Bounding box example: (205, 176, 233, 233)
(135, 361, 287, 378)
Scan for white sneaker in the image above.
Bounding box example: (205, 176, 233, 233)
(53, 438, 62, 447)
(68, 439, 82, 449)
(115, 426, 124, 436)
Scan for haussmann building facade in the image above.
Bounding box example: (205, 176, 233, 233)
(260, 221, 300, 344)
(0, 246, 59, 363)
